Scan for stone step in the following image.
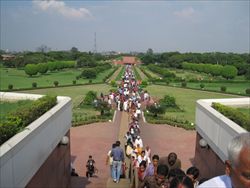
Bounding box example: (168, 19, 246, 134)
(106, 178, 130, 188)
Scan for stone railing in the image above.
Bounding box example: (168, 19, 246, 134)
(195, 97, 249, 162)
(0, 92, 72, 188)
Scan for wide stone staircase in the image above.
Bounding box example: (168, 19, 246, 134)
(106, 111, 132, 188)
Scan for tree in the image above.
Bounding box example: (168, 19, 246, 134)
(24, 64, 38, 77)
(159, 95, 177, 108)
(36, 45, 51, 53)
(83, 91, 97, 105)
(221, 65, 238, 79)
(70, 47, 78, 53)
(81, 69, 97, 79)
(48, 62, 57, 72)
(147, 103, 166, 117)
(37, 63, 48, 74)
(147, 48, 154, 54)
(77, 55, 96, 67)
(95, 100, 110, 116)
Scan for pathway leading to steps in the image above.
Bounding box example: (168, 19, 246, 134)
(70, 112, 121, 188)
(70, 111, 196, 188)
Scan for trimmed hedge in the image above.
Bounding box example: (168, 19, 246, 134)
(0, 95, 57, 145)
(139, 67, 152, 79)
(144, 113, 194, 130)
(212, 102, 250, 131)
(147, 64, 176, 78)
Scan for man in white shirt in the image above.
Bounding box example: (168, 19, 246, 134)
(198, 132, 250, 188)
(134, 135, 143, 148)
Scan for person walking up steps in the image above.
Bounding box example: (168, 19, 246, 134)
(111, 140, 125, 183)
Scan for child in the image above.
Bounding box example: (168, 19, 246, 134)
(86, 155, 96, 178)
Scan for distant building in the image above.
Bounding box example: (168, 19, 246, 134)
(1, 54, 15, 61)
(113, 56, 141, 65)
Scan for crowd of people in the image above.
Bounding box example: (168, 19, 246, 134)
(104, 65, 202, 188)
(95, 65, 250, 188)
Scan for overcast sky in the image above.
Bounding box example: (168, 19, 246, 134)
(1, 0, 249, 53)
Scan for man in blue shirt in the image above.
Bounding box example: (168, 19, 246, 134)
(111, 140, 125, 183)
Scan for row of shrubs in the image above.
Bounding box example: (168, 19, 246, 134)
(139, 67, 153, 79)
(24, 61, 75, 77)
(144, 113, 194, 130)
(133, 67, 142, 80)
(103, 66, 119, 82)
(182, 62, 238, 79)
(7, 80, 96, 90)
(72, 114, 112, 127)
(147, 64, 176, 78)
(212, 103, 250, 131)
(80, 63, 112, 79)
(0, 95, 57, 145)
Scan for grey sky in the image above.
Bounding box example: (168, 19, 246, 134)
(0, 0, 249, 53)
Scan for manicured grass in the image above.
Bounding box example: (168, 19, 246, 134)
(169, 82, 249, 94)
(0, 67, 115, 90)
(115, 66, 125, 81)
(17, 84, 113, 124)
(0, 100, 33, 121)
(146, 85, 241, 123)
(134, 66, 148, 80)
(237, 107, 250, 118)
(168, 68, 247, 81)
(168, 68, 217, 81)
(142, 66, 160, 78)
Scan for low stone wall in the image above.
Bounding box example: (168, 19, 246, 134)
(0, 92, 72, 188)
(194, 97, 249, 179)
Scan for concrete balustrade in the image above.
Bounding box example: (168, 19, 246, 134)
(0, 92, 72, 188)
(195, 97, 249, 178)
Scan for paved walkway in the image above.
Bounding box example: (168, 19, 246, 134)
(70, 112, 196, 188)
(70, 112, 121, 188)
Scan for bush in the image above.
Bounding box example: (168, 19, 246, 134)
(246, 88, 250, 95)
(141, 80, 148, 86)
(8, 84, 13, 90)
(221, 65, 238, 80)
(73, 80, 76, 85)
(110, 80, 117, 87)
(24, 64, 38, 77)
(54, 81, 59, 87)
(147, 103, 166, 117)
(160, 95, 177, 108)
(0, 95, 57, 145)
(37, 63, 48, 74)
(32, 82, 37, 88)
(81, 68, 97, 79)
(89, 79, 92, 83)
(76, 75, 80, 80)
(200, 83, 205, 89)
(181, 82, 187, 87)
(221, 86, 227, 92)
(212, 103, 250, 131)
(83, 91, 97, 105)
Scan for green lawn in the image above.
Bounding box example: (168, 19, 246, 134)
(17, 84, 113, 123)
(146, 85, 242, 123)
(140, 66, 160, 78)
(0, 100, 33, 121)
(134, 66, 148, 80)
(115, 66, 125, 81)
(168, 68, 247, 81)
(0, 67, 115, 90)
(168, 68, 217, 81)
(169, 82, 249, 94)
(237, 107, 250, 118)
